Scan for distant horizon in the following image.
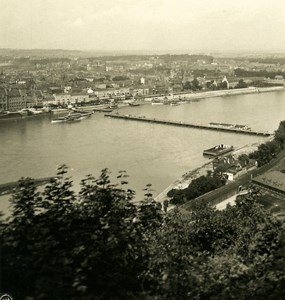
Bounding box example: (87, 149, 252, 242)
(1, 47, 285, 57)
(1, 0, 285, 53)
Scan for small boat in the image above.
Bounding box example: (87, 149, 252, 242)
(51, 108, 70, 115)
(203, 144, 234, 157)
(78, 112, 93, 119)
(68, 112, 82, 118)
(71, 110, 93, 118)
(129, 102, 140, 107)
(106, 104, 119, 109)
(51, 116, 69, 123)
(169, 102, 180, 106)
(152, 98, 164, 105)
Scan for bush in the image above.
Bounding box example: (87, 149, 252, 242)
(169, 174, 226, 205)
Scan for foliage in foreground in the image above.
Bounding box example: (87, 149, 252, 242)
(0, 166, 285, 300)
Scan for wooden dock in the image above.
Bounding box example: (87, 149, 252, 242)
(105, 113, 272, 137)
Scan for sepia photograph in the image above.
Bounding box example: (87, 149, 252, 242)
(0, 0, 285, 299)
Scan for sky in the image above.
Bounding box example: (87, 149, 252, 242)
(1, 0, 285, 53)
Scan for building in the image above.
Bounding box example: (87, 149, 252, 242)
(44, 92, 90, 106)
(222, 76, 230, 89)
(0, 88, 8, 110)
(130, 88, 149, 97)
(263, 77, 285, 86)
(6, 89, 27, 111)
(94, 88, 130, 99)
(253, 171, 285, 196)
(24, 89, 46, 108)
(213, 155, 256, 181)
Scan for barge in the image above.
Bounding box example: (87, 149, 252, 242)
(209, 122, 251, 131)
(203, 144, 234, 157)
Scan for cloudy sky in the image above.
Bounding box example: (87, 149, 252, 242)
(1, 0, 285, 52)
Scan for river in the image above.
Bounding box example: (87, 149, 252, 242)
(1, 90, 284, 213)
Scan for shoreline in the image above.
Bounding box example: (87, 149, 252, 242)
(144, 86, 285, 102)
(155, 136, 273, 203)
(180, 86, 285, 100)
(1, 87, 283, 121)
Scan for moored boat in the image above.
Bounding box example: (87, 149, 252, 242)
(209, 122, 251, 131)
(129, 102, 140, 106)
(93, 108, 113, 112)
(51, 111, 92, 123)
(51, 116, 67, 123)
(51, 108, 70, 115)
(0, 111, 23, 120)
(151, 98, 164, 105)
(169, 101, 180, 106)
(203, 144, 234, 157)
(78, 112, 93, 119)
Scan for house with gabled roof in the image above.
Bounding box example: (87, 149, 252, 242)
(213, 154, 257, 181)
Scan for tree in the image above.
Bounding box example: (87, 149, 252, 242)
(191, 78, 201, 91)
(219, 80, 228, 89)
(249, 140, 281, 166)
(275, 120, 285, 149)
(1, 166, 164, 300)
(1, 169, 285, 300)
(183, 80, 192, 90)
(168, 174, 226, 205)
(235, 79, 248, 89)
(238, 153, 250, 165)
(145, 191, 285, 300)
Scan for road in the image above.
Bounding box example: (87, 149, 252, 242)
(215, 195, 237, 210)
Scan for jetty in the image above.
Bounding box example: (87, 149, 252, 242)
(104, 113, 272, 137)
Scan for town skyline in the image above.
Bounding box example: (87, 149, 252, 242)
(1, 0, 285, 53)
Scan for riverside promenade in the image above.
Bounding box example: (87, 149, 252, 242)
(105, 113, 272, 137)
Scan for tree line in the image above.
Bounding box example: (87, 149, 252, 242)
(249, 120, 285, 166)
(234, 68, 285, 79)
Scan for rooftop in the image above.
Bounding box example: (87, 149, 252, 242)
(253, 171, 285, 193)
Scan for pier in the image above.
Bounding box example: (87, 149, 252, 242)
(105, 113, 272, 137)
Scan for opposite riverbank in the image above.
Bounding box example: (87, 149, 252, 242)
(145, 86, 285, 102)
(180, 86, 285, 100)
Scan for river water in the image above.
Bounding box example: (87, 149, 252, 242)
(1, 90, 285, 213)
